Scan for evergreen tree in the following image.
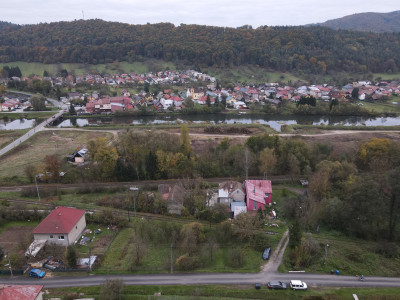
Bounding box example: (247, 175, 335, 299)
(145, 151, 158, 180)
(206, 94, 211, 107)
(221, 94, 227, 108)
(65, 245, 77, 268)
(69, 103, 76, 115)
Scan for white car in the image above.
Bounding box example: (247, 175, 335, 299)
(289, 280, 307, 290)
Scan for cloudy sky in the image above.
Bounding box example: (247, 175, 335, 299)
(2, 0, 399, 27)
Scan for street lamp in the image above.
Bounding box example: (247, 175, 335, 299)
(129, 186, 139, 219)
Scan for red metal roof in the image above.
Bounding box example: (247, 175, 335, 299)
(245, 180, 272, 204)
(32, 206, 85, 235)
(0, 285, 43, 300)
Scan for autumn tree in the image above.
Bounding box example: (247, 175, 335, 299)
(88, 137, 118, 180)
(30, 94, 46, 111)
(357, 138, 398, 171)
(44, 154, 61, 182)
(259, 148, 277, 177)
(180, 124, 192, 156)
(179, 222, 205, 255)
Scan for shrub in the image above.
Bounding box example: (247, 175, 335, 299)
(175, 254, 199, 271)
(375, 242, 399, 258)
(225, 247, 244, 268)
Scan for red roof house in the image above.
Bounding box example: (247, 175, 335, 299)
(32, 206, 86, 246)
(0, 285, 43, 300)
(244, 180, 272, 213)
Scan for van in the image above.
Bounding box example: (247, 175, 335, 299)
(289, 280, 307, 290)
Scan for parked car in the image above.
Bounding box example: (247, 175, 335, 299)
(262, 247, 271, 260)
(29, 268, 45, 278)
(289, 280, 307, 290)
(267, 281, 287, 289)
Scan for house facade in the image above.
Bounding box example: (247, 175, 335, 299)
(32, 206, 86, 246)
(244, 180, 272, 212)
(218, 181, 245, 204)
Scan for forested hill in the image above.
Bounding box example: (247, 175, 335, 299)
(1, 19, 400, 74)
(320, 10, 400, 33)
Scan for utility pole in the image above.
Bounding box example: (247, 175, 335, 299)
(34, 175, 41, 202)
(6, 253, 13, 277)
(130, 186, 139, 217)
(324, 243, 329, 265)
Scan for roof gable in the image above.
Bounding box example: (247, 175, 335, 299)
(32, 206, 85, 235)
(245, 180, 272, 204)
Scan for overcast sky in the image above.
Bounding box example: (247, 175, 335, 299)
(2, 0, 399, 28)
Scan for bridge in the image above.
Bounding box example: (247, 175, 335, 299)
(0, 92, 65, 157)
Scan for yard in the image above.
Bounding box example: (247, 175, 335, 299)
(0, 221, 38, 254)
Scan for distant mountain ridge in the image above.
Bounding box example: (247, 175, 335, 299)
(319, 10, 400, 33)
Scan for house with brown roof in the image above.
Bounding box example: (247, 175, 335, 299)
(218, 181, 245, 205)
(158, 183, 185, 215)
(32, 206, 86, 246)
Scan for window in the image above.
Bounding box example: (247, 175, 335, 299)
(253, 201, 257, 210)
(50, 235, 53, 238)
(58, 235, 65, 240)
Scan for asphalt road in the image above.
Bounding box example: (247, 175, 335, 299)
(0, 272, 399, 289)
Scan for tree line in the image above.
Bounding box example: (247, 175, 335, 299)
(1, 20, 400, 74)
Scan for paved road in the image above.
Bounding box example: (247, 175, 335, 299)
(0, 110, 64, 157)
(0, 272, 399, 289)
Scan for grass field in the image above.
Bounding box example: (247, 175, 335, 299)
(0, 60, 177, 77)
(280, 229, 400, 277)
(205, 65, 305, 84)
(0, 130, 113, 179)
(357, 97, 400, 113)
(0, 129, 28, 149)
(97, 223, 266, 274)
(44, 285, 400, 300)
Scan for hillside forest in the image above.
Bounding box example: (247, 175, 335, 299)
(0, 20, 400, 75)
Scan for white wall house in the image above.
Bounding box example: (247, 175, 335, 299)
(32, 206, 86, 246)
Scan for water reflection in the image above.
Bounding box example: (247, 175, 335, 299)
(0, 119, 36, 130)
(55, 115, 400, 132)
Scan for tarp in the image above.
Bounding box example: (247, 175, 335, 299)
(25, 240, 47, 257)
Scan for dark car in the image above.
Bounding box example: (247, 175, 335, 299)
(262, 247, 271, 260)
(267, 281, 287, 289)
(29, 268, 45, 278)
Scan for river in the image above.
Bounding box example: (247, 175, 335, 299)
(1, 114, 400, 132)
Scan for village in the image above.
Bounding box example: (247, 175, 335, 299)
(1, 68, 400, 113)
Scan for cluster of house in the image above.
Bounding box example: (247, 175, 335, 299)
(3, 67, 400, 113)
(159, 179, 273, 218)
(0, 98, 22, 111)
(64, 79, 400, 114)
(24, 180, 272, 261)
